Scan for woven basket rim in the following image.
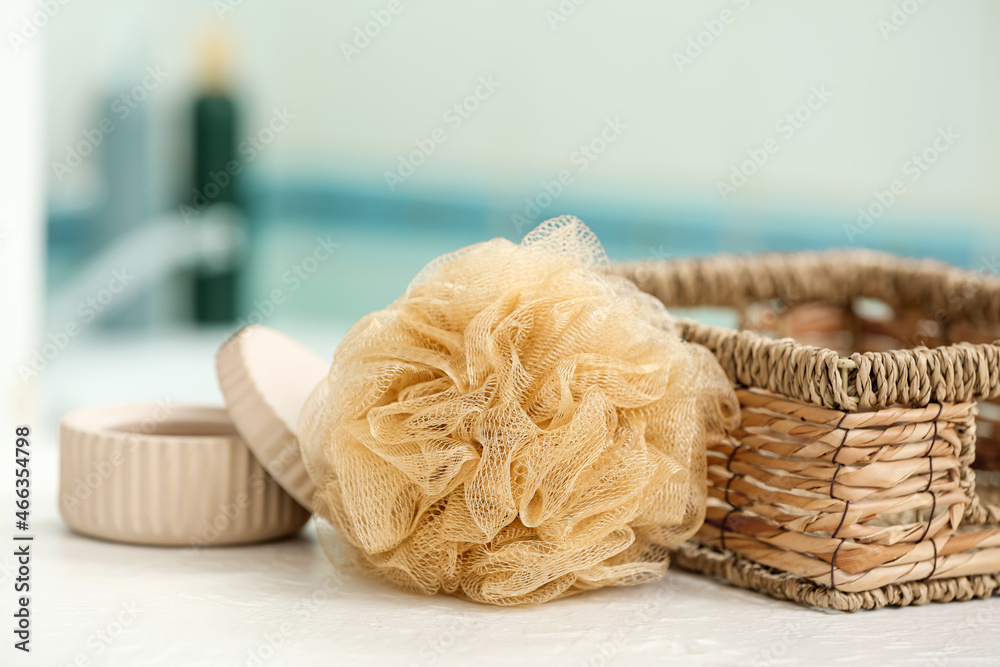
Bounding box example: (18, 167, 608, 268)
(612, 249, 1000, 410)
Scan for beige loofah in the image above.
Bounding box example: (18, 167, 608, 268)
(299, 217, 738, 605)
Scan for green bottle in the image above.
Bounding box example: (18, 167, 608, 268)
(192, 33, 242, 324)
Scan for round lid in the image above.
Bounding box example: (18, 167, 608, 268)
(216, 325, 329, 510)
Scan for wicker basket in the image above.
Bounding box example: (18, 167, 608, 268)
(613, 249, 1000, 611)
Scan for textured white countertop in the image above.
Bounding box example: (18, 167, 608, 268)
(9, 329, 999, 666)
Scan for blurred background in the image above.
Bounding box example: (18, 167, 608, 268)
(3, 0, 1000, 426)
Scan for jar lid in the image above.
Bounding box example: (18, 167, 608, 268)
(216, 325, 329, 510)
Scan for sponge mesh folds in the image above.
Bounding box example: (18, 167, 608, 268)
(301, 216, 738, 605)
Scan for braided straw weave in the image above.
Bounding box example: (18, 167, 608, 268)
(612, 250, 1000, 610)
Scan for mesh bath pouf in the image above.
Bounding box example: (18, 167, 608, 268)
(299, 217, 738, 605)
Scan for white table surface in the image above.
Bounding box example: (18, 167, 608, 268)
(8, 328, 1000, 666)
